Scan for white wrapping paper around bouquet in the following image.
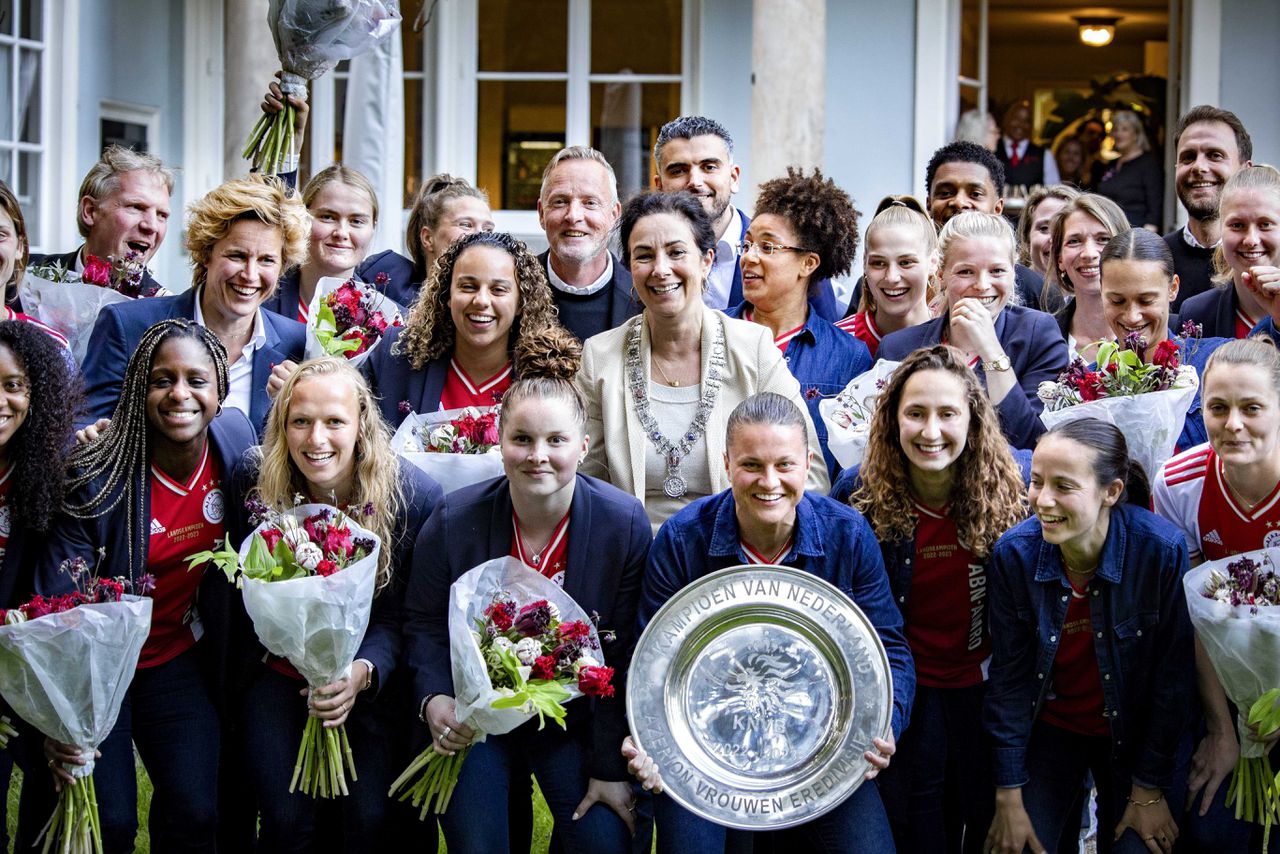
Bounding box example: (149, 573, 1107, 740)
(1039, 377, 1198, 482)
(0, 596, 152, 775)
(449, 557, 604, 736)
(303, 275, 405, 368)
(237, 504, 380, 688)
(1183, 551, 1280, 759)
(393, 408, 505, 494)
(18, 275, 134, 365)
(819, 360, 901, 470)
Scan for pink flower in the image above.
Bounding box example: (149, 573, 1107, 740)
(260, 528, 284, 552)
(530, 655, 557, 681)
(315, 559, 339, 577)
(322, 525, 354, 559)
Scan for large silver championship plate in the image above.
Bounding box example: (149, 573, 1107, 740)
(627, 564, 893, 830)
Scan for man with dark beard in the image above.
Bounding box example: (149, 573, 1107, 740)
(1164, 106, 1253, 310)
(652, 116, 841, 319)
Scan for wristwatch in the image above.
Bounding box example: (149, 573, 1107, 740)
(985, 354, 1012, 372)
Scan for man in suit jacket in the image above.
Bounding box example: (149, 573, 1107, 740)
(25, 145, 172, 301)
(536, 146, 641, 343)
(1163, 105, 1253, 311)
(926, 140, 1051, 311)
(653, 115, 841, 319)
(994, 100, 1060, 189)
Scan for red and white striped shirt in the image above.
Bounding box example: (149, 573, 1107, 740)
(440, 358, 513, 409)
(1154, 443, 1280, 561)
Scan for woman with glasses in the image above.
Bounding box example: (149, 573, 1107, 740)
(575, 192, 829, 533)
(726, 168, 872, 473)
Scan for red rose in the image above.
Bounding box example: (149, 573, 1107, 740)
(455, 414, 485, 445)
(315, 559, 339, 577)
(82, 255, 112, 286)
(577, 665, 615, 698)
(322, 524, 354, 559)
(530, 655, 557, 681)
(340, 328, 370, 357)
(557, 620, 591, 641)
(260, 528, 284, 552)
(485, 601, 515, 632)
(1152, 339, 1180, 369)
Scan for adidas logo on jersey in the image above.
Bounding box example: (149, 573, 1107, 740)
(1202, 529, 1224, 545)
(150, 518, 166, 536)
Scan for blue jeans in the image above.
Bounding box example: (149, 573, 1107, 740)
(438, 719, 630, 854)
(877, 682, 992, 854)
(94, 647, 221, 853)
(654, 778, 894, 854)
(1021, 721, 1188, 854)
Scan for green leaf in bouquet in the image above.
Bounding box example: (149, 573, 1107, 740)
(185, 538, 243, 585)
(494, 646, 527, 690)
(270, 539, 308, 581)
(315, 302, 360, 356)
(236, 533, 279, 582)
(1248, 689, 1280, 739)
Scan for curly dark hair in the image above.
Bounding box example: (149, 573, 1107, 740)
(925, 140, 1006, 199)
(754, 167, 861, 284)
(0, 321, 82, 531)
(393, 231, 561, 371)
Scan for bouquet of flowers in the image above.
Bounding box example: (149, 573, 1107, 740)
(1038, 331, 1200, 479)
(243, 0, 401, 172)
(188, 502, 380, 798)
(392, 406, 505, 494)
(0, 558, 153, 854)
(20, 253, 167, 365)
(390, 557, 613, 817)
(819, 361, 900, 470)
(1185, 550, 1280, 847)
(304, 275, 404, 367)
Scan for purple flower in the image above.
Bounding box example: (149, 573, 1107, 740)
(398, 400, 412, 416)
(1180, 320, 1203, 340)
(137, 573, 157, 596)
(375, 272, 390, 286)
(244, 496, 271, 526)
(804, 386, 821, 401)
(513, 600, 554, 638)
(1122, 331, 1148, 358)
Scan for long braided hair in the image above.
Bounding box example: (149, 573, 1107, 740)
(63, 319, 230, 575)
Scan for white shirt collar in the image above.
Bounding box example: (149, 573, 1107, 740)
(1182, 224, 1218, 250)
(545, 253, 614, 296)
(192, 287, 269, 357)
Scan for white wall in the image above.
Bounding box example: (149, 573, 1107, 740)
(1218, 0, 1280, 166)
(693, 0, 756, 205)
(74, 0, 187, 289)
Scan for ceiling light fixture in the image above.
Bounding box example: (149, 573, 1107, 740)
(1075, 16, 1120, 47)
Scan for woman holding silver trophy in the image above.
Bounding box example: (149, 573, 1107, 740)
(623, 392, 914, 853)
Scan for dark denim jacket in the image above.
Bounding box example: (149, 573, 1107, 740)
(983, 503, 1194, 789)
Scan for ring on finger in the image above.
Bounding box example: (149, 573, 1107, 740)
(440, 725, 452, 741)
(47, 758, 55, 769)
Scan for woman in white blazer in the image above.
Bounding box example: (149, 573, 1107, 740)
(575, 192, 828, 531)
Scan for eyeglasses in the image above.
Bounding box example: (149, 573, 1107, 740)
(738, 240, 811, 257)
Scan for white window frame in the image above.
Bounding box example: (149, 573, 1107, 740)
(98, 99, 161, 157)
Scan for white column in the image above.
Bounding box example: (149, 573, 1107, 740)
(750, 0, 826, 194)
(223, 0, 281, 179)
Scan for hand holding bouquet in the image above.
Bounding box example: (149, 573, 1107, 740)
(1038, 330, 1200, 478)
(243, 0, 401, 173)
(305, 275, 404, 366)
(392, 406, 505, 493)
(0, 558, 153, 854)
(189, 502, 380, 798)
(390, 558, 614, 817)
(1185, 551, 1280, 847)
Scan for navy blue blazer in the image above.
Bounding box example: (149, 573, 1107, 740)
(261, 250, 417, 320)
(537, 250, 642, 343)
(404, 474, 651, 781)
(38, 410, 256, 712)
(877, 304, 1068, 450)
(80, 288, 305, 434)
(360, 325, 453, 429)
(1178, 285, 1240, 341)
(229, 454, 443, 699)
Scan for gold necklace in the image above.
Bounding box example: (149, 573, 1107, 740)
(651, 355, 680, 387)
